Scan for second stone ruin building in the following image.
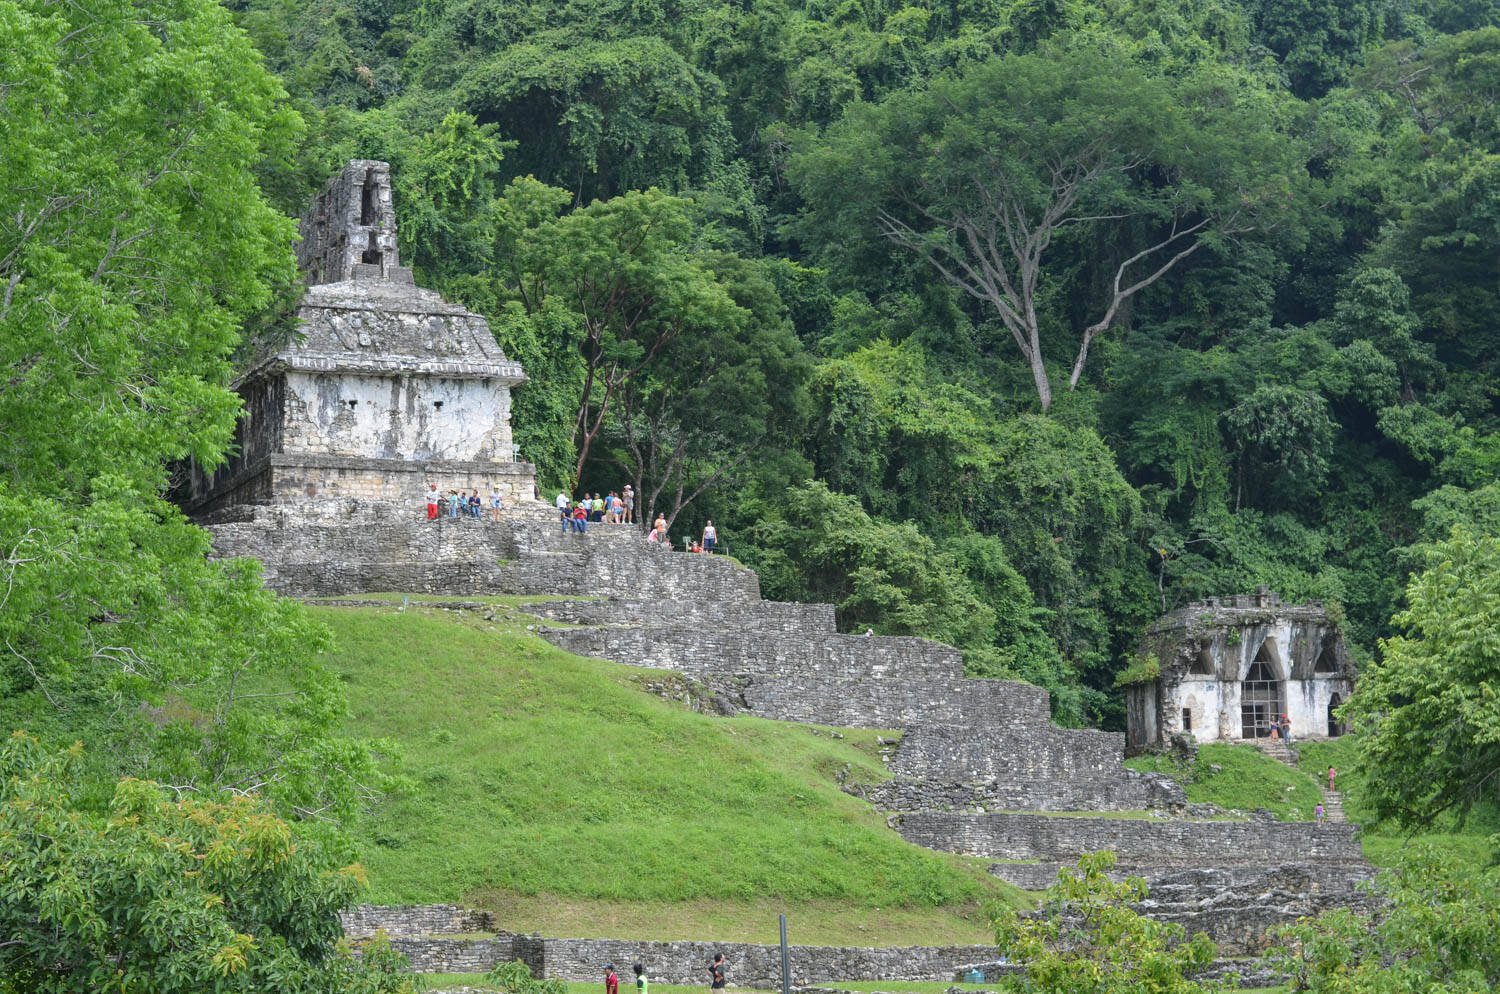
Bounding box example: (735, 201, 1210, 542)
(1124, 588, 1356, 753)
(179, 160, 537, 515)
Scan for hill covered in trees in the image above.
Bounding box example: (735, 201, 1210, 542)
(222, 0, 1500, 725)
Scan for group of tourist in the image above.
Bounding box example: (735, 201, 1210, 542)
(557, 486, 636, 528)
(601, 953, 725, 994)
(1264, 712, 1294, 744)
(555, 488, 720, 553)
(425, 482, 506, 522)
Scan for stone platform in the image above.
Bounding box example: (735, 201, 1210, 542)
(200, 500, 1373, 962)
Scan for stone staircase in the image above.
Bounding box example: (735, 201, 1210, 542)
(202, 500, 1372, 961)
(1322, 790, 1347, 823)
(1249, 736, 1299, 766)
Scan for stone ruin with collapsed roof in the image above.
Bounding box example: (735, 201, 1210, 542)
(1124, 586, 1356, 754)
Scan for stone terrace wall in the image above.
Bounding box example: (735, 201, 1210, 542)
(706, 673, 1049, 729)
(896, 812, 1365, 864)
(544, 628, 964, 681)
(871, 724, 1185, 812)
(524, 598, 837, 635)
(342, 903, 494, 939)
(389, 937, 520, 974)
(497, 549, 763, 603)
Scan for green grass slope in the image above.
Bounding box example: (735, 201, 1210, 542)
(1125, 743, 1322, 821)
(318, 603, 1021, 945)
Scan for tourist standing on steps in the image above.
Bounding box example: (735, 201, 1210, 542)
(702, 520, 717, 554)
(426, 483, 440, 521)
(652, 514, 668, 548)
(1314, 802, 1325, 824)
(605, 964, 619, 994)
(1280, 712, 1292, 745)
(490, 487, 504, 522)
(623, 484, 635, 524)
(708, 954, 726, 992)
(633, 964, 648, 994)
(1328, 765, 1337, 792)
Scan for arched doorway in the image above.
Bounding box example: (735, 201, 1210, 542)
(1240, 642, 1283, 738)
(1327, 692, 1344, 737)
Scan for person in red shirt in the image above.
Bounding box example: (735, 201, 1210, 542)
(605, 965, 619, 994)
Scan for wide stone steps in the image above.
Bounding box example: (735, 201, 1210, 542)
(540, 626, 966, 681)
(521, 597, 837, 634)
(871, 723, 1185, 813)
(1249, 737, 1299, 766)
(895, 811, 1366, 866)
(1322, 790, 1347, 823)
(702, 671, 1048, 729)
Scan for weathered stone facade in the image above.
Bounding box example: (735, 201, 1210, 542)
(181, 161, 538, 515)
(1125, 589, 1356, 753)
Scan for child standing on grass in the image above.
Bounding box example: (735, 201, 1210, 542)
(634, 963, 648, 994)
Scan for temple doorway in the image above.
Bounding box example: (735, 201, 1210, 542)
(1328, 692, 1345, 737)
(1240, 643, 1283, 738)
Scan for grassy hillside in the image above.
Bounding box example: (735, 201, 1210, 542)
(1124, 743, 1322, 821)
(317, 602, 1023, 945)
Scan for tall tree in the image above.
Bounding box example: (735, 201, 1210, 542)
(520, 189, 748, 487)
(0, 0, 388, 818)
(0, 736, 418, 994)
(791, 44, 1305, 409)
(1347, 527, 1500, 831)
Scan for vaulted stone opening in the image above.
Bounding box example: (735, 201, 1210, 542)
(1240, 643, 1283, 739)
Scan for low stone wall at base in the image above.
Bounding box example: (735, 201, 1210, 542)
(342, 903, 493, 939)
(537, 937, 996, 987)
(389, 936, 520, 974)
(357, 920, 993, 986)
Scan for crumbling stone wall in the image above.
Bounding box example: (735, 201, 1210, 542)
(895, 811, 1365, 865)
(524, 597, 836, 634)
(702, 672, 1048, 729)
(542, 627, 966, 681)
(297, 160, 403, 286)
(341, 904, 493, 939)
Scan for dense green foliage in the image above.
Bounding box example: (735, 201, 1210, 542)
(1271, 846, 1500, 992)
(0, 735, 417, 994)
(1346, 528, 1500, 831)
(994, 851, 1217, 994)
(0, 0, 390, 821)
(207, 0, 1500, 725)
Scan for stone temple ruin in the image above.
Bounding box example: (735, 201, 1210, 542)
(1125, 588, 1356, 754)
(188, 162, 1374, 987)
(180, 160, 537, 515)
